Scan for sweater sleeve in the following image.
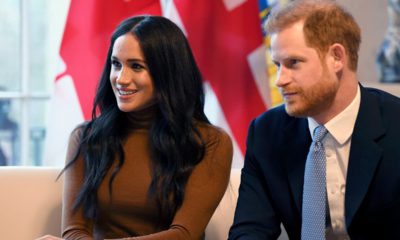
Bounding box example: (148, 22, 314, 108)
(62, 127, 94, 240)
(113, 127, 234, 240)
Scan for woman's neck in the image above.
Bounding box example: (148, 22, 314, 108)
(125, 104, 158, 129)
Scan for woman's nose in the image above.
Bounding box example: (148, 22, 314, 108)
(116, 67, 131, 85)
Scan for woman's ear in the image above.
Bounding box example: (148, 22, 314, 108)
(329, 43, 346, 72)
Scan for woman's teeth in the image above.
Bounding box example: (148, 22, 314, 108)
(119, 90, 137, 95)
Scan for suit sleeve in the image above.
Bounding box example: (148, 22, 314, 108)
(228, 120, 281, 240)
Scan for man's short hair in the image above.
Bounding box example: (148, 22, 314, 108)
(265, 0, 361, 71)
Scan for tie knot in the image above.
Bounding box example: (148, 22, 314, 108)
(313, 125, 328, 143)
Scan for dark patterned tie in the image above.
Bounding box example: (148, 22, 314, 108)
(301, 125, 328, 240)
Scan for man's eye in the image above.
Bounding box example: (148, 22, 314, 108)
(288, 59, 299, 67)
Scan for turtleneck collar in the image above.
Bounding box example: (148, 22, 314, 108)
(125, 104, 158, 130)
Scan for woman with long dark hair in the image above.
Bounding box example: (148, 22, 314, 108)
(39, 16, 232, 240)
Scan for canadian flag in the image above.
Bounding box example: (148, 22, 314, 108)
(43, 0, 270, 168)
(166, 0, 269, 168)
(43, 0, 162, 165)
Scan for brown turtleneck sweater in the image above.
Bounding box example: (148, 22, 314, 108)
(61, 107, 233, 240)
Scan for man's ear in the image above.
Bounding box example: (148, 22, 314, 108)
(328, 43, 346, 72)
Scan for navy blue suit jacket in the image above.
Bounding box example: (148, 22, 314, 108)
(229, 86, 400, 240)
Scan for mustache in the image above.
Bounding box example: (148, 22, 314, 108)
(280, 87, 301, 95)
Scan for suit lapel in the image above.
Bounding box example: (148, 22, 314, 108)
(345, 87, 385, 229)
(283, 118, 311, 212)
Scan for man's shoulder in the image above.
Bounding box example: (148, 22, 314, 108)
(253, 104, 300, 128)
(365, 86, 400, 102)
(363, 87, 400, 113)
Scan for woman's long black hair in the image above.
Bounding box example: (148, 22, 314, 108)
(65, 15, 210, 226)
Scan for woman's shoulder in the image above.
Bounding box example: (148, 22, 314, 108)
(195, 122, 233, 169)
(64, 122, 90, 164)
(69, 121, 90, 143)
(196, 122, 233, 149)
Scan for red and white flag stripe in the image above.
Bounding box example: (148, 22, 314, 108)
(44, 0, 270, 168)
(166, 0, 269, 168)
(43, 0, 162, 165)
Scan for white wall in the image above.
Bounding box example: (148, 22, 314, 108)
(337, 0, 400, 96)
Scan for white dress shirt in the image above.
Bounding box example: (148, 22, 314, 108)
(308, 86, 361, 239)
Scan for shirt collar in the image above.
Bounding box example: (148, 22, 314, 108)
(308, 85, 361, 144)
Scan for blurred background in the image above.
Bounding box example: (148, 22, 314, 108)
(0, 0, 398, 167)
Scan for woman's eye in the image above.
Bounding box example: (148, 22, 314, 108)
(111, 60, 121, 68)
(131, 63, 144, 71)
